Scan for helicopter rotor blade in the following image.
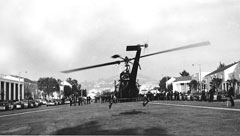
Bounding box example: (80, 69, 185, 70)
(61, 41, 210, 73)
(135, 41, 210, 59)
(61, 60, 122, 73)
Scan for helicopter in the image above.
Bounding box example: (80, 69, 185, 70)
(61, 41, 210, 101)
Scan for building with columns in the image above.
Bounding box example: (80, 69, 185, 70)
(0, 74, 24, 101)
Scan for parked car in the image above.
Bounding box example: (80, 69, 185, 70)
(20, 100, 29, 108)
(0, 101, 14, 111)
(31, 100, 41, 107)
(42, 99, 47, 105)
(46, 100, 56, 106)
(64, 99, 70, 104)
(35, 99, 43, 106)
(22, 100, 35, 108)
(54, 99, 63, 105)
(14, 101, 24, 109)
(0, 102, 8, 111)
(6, 101, 14, 110)
(28, 100, 35, 108)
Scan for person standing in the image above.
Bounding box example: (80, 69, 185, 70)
(113, 95, 117, 104)
(74, 96, 77, 106)
(143, 94, 149, 106)
(78, 97, 81, 106)
(109, 94, 114, 109)
(228, 86, 235, 107)
(209, 86, 214, 102)
(70, 97, 72, 106)
(87, 96, 89, 104)
(201, 90, 206, 101)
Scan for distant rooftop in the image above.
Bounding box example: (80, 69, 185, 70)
(174, 76, 192, 82)
(205, 62, 238, 77)
(0, 74, 24, 82)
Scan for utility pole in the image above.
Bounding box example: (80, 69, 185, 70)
(192, 64, 201, 92)
(199, 64, 202, 92)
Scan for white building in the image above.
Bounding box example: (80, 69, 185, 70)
(0, 74, 24, 101)
(172, 76, 192, 93)
(139, 82, 159, 95)
(204, 62, 240, 96)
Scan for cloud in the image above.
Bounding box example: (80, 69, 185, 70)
(0, 0, 240, 81)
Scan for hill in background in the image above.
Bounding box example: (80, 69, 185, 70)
(80, 74, 158, 90)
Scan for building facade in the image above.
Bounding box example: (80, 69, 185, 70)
(204, 62, 240, 96)
(0, 74, 24, 101)
(172, 76, 192, 93)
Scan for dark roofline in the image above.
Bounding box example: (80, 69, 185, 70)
(174, 76, 192, 82)
(205, 62, 238, 77)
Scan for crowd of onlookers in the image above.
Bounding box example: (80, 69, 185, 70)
(140, 87, 235, 104)
(68, 96, 92, 106)
(140, 85, 235, 107)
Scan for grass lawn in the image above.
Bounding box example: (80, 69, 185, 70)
(52, 100, 240, 135)
(1, 100, 239, 135)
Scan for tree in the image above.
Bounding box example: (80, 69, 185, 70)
(63, 86, 72, 97)
(159, 76, 170, 91)
(217, 62, 225, 70)
(66, 77, 80, 96)
(179, 70, 190, 77)
(81, 89, 87, 97)
(189, 79, 198, 92)
(57, 79, 62, 84)
(210, 78, 222, 89)
(227, 78, 238, 92)
(102, 89, 112, 96)
(37, 77, 59, 96)
(167, 84, 173, 91)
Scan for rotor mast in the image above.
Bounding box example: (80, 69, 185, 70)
(126, 44, 147, 87)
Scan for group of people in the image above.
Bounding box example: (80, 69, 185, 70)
(157, 91, 189, 101)
(69, 96, 92, 106)
(144, 85, 236, 108)
(208, 85, 235, 107)
(67, 85, 236, 108)
(165, 91, 181, 100)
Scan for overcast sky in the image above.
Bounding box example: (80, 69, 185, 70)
(0, 0, 240, 82)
